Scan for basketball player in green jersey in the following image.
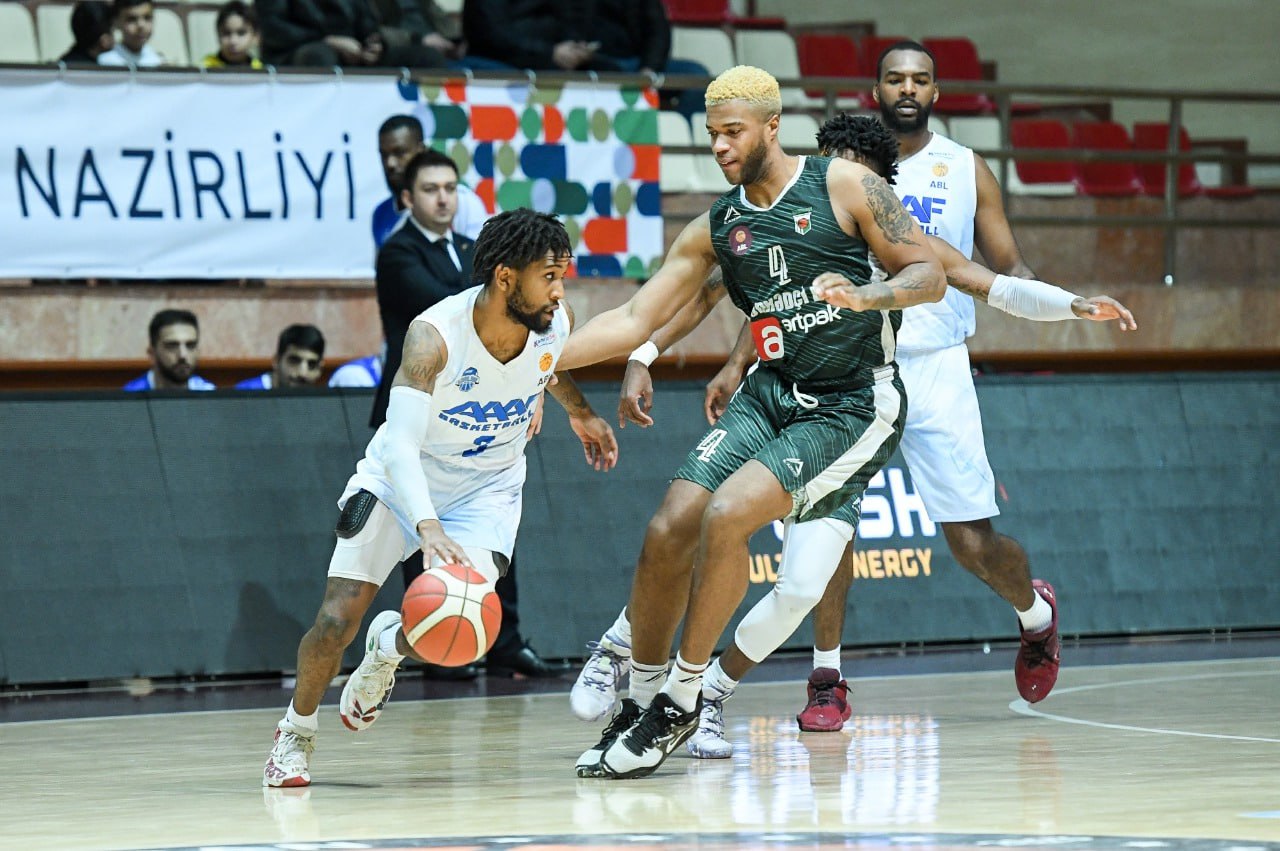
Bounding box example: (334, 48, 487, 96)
(556, 65, 946, 779)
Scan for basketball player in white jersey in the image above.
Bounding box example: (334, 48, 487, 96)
(264, 208, 618, 788)
(578, 113, 1134, 758)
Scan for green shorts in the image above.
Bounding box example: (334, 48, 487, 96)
(674, 365, 906, 525)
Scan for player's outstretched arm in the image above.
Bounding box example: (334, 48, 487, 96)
(619, 269, 729, 429)
(813, 160, 946, 311)
(547, 368, 619, 471)
(705, 321, 753, 425)
(931, 236, 1137, 329)
(386, 320, 473, 568)
(558, 215, 718, 371)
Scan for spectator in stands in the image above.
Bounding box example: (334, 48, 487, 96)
(256, 0, 443, 69)
(328, 351, 384, 388)
(371, 0, 464, 67)
(374, 149, 567, 679)
(98, 0, 166, 68)
(462, 0, 707, 113)
(373, 114, 489, 250)
(124, 309, 215, 391)
(236, 324, 326, 390)
(203, 0, 264, 69)
(59, 1, 115, 65)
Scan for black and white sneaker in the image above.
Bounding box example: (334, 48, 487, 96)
(575, 698, 643, 778)
(599, 693, 701, 779)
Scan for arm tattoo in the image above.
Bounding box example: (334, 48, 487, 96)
(861, 174, 918, 246)
(395, 323, 445, 391)
(548, 370, 594, 418)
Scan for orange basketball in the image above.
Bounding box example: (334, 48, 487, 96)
(401, 564, 502, 666)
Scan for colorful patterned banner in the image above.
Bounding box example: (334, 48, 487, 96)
(397, 78, 664, 278)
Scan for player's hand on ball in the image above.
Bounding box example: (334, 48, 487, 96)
(1073, 295, 1137, 330)
(416, 520, 473, 568)
(570, 414, 619, 471)
(618, 361, 655, 428)
(812, 272, 866, 311)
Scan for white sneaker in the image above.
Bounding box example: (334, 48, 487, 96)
(263, 720, 315, 787)
(686, 694, 733, 758)
(339, 610, 402, 732)
(570, 638, 630, 721)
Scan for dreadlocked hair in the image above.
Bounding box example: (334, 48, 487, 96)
(816, 113, 901, 186)
(471, 208, 572, 286)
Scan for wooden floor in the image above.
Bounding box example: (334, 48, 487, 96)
(2, 645, 1278, 851)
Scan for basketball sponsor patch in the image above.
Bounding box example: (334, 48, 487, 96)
(750, 317, 785, 361)
(729, 225, 753, 254)
(792, 209, 812, 235)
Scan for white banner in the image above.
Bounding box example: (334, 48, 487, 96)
(0, 71, 413, 278)
(0, 70, 663, 280)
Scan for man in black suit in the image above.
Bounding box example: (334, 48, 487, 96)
(373, 149, 570, 679)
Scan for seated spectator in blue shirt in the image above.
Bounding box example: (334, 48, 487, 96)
(373, 114, 488, 250)
(236, 324, 326, 390)
(124, 309, 216, 391)
(328, 351, 384, 388)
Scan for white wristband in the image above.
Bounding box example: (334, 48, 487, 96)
(629, 340, 660, 367)
(989, 274, 1080, 322)
(383, 385, 438, 528)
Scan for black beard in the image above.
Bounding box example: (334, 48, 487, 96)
(506, 295, 552, 333)
(879, 98, 932, 133)
(157, 361, 192, 384)
(738, 138, 771, 186)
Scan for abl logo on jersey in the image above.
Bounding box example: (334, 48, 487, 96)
(455, 367, 480, 392)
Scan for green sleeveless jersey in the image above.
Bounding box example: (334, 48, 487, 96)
(709, 156, 899, 387)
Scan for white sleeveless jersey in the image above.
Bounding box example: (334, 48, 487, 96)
(893, 132, 978, 353)
(351, 285, 567, 493)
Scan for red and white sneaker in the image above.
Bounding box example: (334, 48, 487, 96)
(340, 610, 402, 731)
(1015, 580, 1061, 703)
(795, 667, 852, 732)
(263, 721, 315, 787)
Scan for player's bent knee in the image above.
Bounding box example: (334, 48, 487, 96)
(310, 609, 360, 649)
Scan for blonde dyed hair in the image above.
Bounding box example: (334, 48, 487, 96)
(704, 65, 781, 117)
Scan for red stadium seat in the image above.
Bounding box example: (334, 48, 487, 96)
(1132, 123, 1203, 198)
(921, 37, 994, 115)
(1071, 121, 1142, 197)
(1133, 123, 1256, 199)
(1009, 119, 1078, 190)
(663, 0, 728, 25)
(796, 33, 862, 99)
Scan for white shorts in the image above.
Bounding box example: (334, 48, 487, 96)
(896, 343, 999, 522)
(328, 460, 524, 587)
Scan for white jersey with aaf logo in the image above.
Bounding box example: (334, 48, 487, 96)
(341, 285, 567, 548)
(894, 132, 978, 353)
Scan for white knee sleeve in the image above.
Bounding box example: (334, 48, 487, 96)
(733, 516, 854, 662)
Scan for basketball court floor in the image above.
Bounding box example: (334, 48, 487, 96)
(2, 634, 1276, 851)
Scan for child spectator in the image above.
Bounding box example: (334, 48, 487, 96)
(203, 1, 263, 69)
(59, 1, 115, 65)
(98, 0, 165, 67)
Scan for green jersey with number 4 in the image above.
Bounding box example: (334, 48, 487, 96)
(709, 156, 899, 387)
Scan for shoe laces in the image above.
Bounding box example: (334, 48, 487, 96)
(580, 641, 624, 692)
(624, 699, 687, 752)
(698, 698, 725, 739)
(808, 680, 843, 709)
(354, 656, 397, 699)
(1021, 632, 1057, 667)
(273, 728, 315, 762)
(598, 700, 642, 745)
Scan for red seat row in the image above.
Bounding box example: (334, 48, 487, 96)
(1010, 119, 1255, 198)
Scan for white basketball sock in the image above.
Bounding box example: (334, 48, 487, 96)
(285, 700, 318, 733)
(629, 660, 668, 709)
(603, 608, 632, 654)
(702, 658, 738, 701)
(813, 646, 842, 677)
(1017, 593, 1053, 634)
(377, 624, 406, 662)
(661, 653, 707, 714)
